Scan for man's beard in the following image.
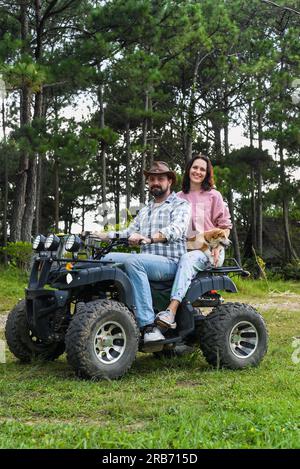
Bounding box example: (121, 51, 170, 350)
(149, 186, 168, 197)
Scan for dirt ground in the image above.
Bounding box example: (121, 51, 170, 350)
(252, 291, 300, 312)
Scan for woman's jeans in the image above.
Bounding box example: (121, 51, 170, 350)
(170, 248, 225, 303)
(101, 252, 178, 328)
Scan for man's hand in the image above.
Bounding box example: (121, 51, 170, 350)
(82, 230, 110, 241)
(151, 232, 167, 243)
(128, 233, 151, 246)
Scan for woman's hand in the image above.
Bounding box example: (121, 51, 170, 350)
(211, 246, 222, 267)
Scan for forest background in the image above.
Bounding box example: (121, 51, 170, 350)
(0, 0, 299, 277)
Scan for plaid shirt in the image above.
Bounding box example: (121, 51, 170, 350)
(109, 192, 191, 261)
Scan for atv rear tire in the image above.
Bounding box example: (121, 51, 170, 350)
(199, 302, 268, 369)
(5, 300, 65, 362)
(65, 300, 139, 380)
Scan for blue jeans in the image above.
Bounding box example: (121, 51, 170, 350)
(171, 248, 225, 302)
(101, 252, 178, 328)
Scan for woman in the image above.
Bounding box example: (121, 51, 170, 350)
(155, 153, 232, 329)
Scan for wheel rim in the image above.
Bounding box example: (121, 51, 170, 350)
(229, 321, 258, 359)
(93, 321, 127, 365)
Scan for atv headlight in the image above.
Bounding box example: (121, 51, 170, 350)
(44, 234, 60, 251)
(32, 234, 46, 251)
(65, 234, 81, 252)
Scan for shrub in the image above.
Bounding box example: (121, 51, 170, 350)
(0, 242, 33, 271)
(282, 261, 300, 280)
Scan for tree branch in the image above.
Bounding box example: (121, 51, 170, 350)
(49, 0, 78, 17)
(261, 0, 300, 16)
(40, 0, 59, 24)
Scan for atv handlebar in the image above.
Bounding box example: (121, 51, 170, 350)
(84, 235, 152, 247)
(83, 236, 153, 259)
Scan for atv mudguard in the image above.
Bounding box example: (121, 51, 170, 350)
(50, 265, 136, 310)
(26, 264, 136, 340)
(184, 274, 237, 305)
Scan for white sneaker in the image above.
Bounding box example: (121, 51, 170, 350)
(143, 325, 165, 343)
(155, 310, 177, 329)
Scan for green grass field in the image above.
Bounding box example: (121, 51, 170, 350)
(0, 267, 299, 449)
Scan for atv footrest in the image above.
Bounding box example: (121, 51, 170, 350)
(140, 335, 182, 353)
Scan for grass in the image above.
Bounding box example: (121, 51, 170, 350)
(0, 267, 28, 314)
(0, 268, 300, 449)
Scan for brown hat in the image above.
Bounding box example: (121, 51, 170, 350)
(143, 161, 176, 185)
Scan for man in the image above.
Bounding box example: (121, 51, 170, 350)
(93, 161, 191, 343)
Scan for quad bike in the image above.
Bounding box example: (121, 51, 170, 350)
(5, 233, 268, 380)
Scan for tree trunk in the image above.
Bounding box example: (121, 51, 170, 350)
(185, 52, 202, 163)
(224, 118, 229, 156)
(256, 110, 263, 256)
(250, 167, 257, 249)
(125, 121, 131, 210)
(10, 2, 30, 241)
(248, 100, 257, 249)
(66, 206, 73, 233)
(20, 155, 38, 242)
(140, 90, 149, 204)
(279, 142, 298, 261)
(98, 84, 107, 203)
(2, 99, 8, 264)
(10, 107, 30, 241)
(227, 190, 242, 266)
(54, 160, 59, 231)
(211, 118, 222, 159)
(81, 196, 86, 232)
(35, 38, 48, 235)
(11, 0, 46, 241)
(149, 94, 154, 168)
(114, 161, 120, 227)
(224, 116, 241, 265)
(35, 152, 42, 234)
(180, 72, 188, 161)
(21, 90, 43, 241)
(186, 51, 212, 163)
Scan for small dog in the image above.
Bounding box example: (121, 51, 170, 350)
(187, 228, 231, 266)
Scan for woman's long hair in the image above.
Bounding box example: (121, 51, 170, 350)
(182, 154, 214, 193)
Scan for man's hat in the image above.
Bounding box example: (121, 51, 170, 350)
(143, 161, 176, 185)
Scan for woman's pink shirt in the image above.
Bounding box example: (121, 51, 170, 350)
(177, 189, 232, 236)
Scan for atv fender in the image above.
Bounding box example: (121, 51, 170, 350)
(52, 265, 136, 311)
(184, 274, 237, 305)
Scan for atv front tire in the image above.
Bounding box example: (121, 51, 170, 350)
(199, 302, 268, 369)
(5, 300, 65, 362)
(65, 300, 139, 380)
